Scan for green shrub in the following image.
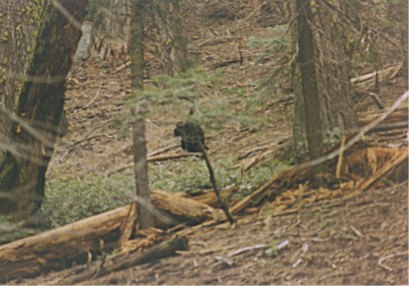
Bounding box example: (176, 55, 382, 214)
(149, 156, 238, 194)
(0, 216, 32, 244)
(43, 175, 132, 227)
(43, 156, 288, 227)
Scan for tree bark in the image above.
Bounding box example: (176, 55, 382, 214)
(149, 0, 188, 76)
(292, 0, 359, 161)
(132, 117, 155, 229)
(294, 0, 323, 160)
(87, 0, 130, 60)
(0, 0, 87, 218)
(130, 0, 155, 230)
(0, 1, 42, 137)
(0, 1, 46, 214)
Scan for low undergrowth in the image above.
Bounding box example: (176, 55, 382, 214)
(43, 156, 288, 227)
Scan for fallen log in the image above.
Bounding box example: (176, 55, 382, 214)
(0, 189, 219, 283)
(151, 189, 224, 222)
(0, 205, 130, 283)
(180, 185, 236, 207)
(149, 152, 202, 162)
(52, 236, 189, 285)
(351, 63, 402, 92)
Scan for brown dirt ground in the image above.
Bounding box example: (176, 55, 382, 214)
(72, 183, 409, 285)
(13, 1, 409, 285)
(14, 183, 408, 285)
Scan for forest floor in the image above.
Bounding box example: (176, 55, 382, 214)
(14, 1, 408, 285)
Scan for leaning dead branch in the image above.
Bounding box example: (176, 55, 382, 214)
(200, 149, 235, 224)
(298, 91, 408, 170)
(231, 92, 408, 214)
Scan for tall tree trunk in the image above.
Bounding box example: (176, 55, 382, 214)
(292, 0, 358, 161)
(130, 0, 155, 229)
(87, 0, 130, 60)
(149, 0, 188, 76)
(0, 0, 87, 218)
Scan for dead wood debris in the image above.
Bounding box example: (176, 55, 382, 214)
(178, 184, 236, 207)
(211, 240, 289, 269)
(113, 61, 131, 73)
(344, 147, 408, 199)
(211, 58, 241, 69)
(350, 63, 402, 92)
(377, 252, 409, 272)
(0, 206, 131, 283)
(0, 190, 217, 283)
(4, 95, 407, 284)
(118, 201, 138, 250)
(237, 136, 289, 171)
(196, 36, 241, 48)
(230, 98, 408, 215)
(52, 236, 188, 285)
(106, 152, 202, 176)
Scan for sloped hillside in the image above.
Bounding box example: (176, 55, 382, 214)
(9, 0, 408, 284)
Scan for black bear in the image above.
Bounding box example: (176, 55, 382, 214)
(174, 121, 207, 152)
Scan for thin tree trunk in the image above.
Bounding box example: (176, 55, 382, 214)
(130, 0, 155, 229)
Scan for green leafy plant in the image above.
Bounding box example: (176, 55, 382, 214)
(149, 156, 238, 194)
(42, 155, 288, 227)
(43, 175, 132, 227)
(0, 216, 32, 244)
